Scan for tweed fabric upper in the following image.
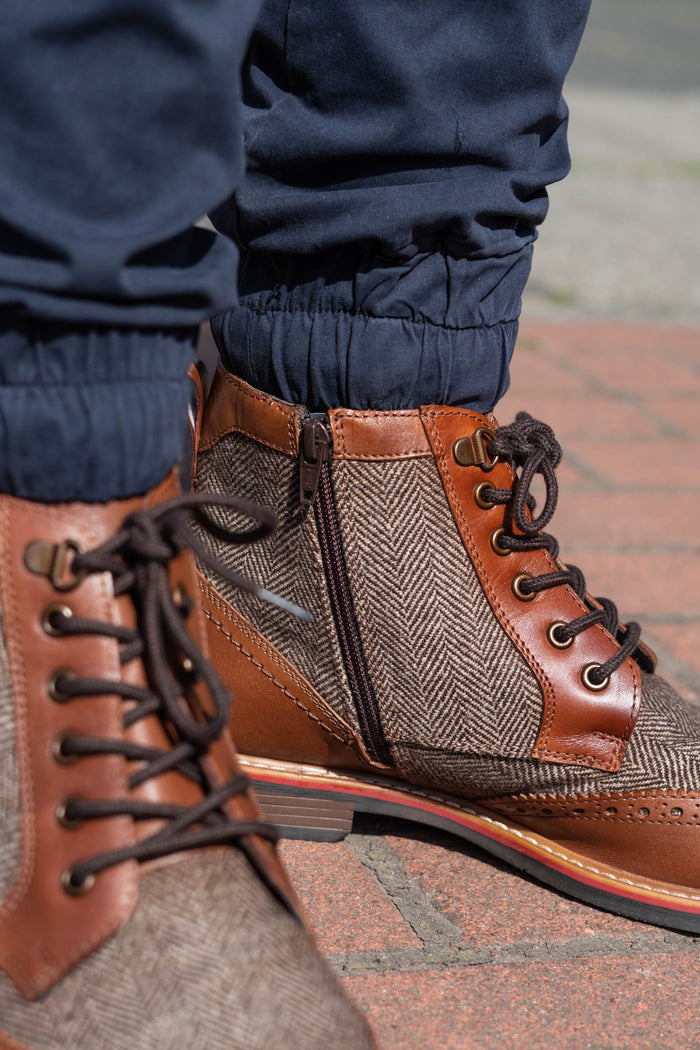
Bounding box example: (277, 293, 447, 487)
(0, 850, 372, 1050)
(332, 457, 544, 757)
(195, 432, 362, 738)
(0, 582, 21, 903)
(392, 673, 700, 801)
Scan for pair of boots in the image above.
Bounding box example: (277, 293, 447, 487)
(2, 363, 699, 1049)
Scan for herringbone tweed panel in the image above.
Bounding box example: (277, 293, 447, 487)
(393, 673, 700, 800)
(0, 850, 372, 1050)
(195, 433, 360, 738)
(332, 458, 543, 757)
(0, 587, 21, 902)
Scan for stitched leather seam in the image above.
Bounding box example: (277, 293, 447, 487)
(533, 747, 620, 770)
(336, 416, 347, 457)
(507, 790, 700, 802)
(199, 580, 352, 736)
(202, 421, 294, 457)
(493, 812, 700, 826)
(201, 606, 353, 749)
(623, 660, 641, 742)
(286, 405, 296, 454)
(493, 791, 700, 817)
(332, 413, 430, 460)
(336, 451, 431, 461)
(591, 731, 624, 743)
(200, 372, 298, 455)
(334, 410, 422, 421)
(534, 730, 625, 768)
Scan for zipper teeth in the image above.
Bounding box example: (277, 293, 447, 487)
(314, 463, 391, 766)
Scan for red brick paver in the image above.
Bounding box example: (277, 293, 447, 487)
(347, 952, 700, 1050)
(279, 839, 421, 954)
(385, 829, 668, 948)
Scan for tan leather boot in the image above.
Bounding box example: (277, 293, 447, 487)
(194, 367, 700, 934)
(0, 471, 373, 1050)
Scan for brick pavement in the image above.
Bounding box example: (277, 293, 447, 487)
(281, 318, 700, 1049)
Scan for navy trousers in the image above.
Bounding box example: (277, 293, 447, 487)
(0, 0, 589, 500)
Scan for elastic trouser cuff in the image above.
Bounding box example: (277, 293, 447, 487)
(215, 306, 519, 414)
(212, 245, 532, 413)
(0, 321, 196, 502)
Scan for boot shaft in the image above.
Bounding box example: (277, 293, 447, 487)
(194, 369, 640, 786)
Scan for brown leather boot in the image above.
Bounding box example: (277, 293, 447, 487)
(194, 367, 700, 934)
(0, 471, 373, 1050)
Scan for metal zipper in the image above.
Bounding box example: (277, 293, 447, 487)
(299, 417, 331, 509)
(300, 418, 391, 766)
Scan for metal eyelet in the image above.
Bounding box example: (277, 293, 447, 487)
(48, 669, 75, 704)
(546, 621, 574, 650)
(512, 574, 536, 602)
(490, 528, 511, 556)
(52, 731, 79, 766)
(473, 481, 496, 509)
(61, 867, 95, 897)
(581, 663, 610, 692)
(56, 797, 85, 830)
(41, 604, 73, 637)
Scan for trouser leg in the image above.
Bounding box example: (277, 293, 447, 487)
(0, 0, 261, 500)
(212, 0, 590, 411)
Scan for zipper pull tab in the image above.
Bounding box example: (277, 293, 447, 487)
(300, 417, 331, 509)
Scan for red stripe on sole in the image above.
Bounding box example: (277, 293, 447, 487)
(245, 762, 700, 917)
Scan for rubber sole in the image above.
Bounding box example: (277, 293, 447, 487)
(241, 754, 700, 934)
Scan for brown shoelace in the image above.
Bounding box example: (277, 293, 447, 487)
(482, 413, 654, 687)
